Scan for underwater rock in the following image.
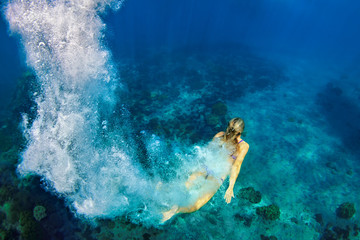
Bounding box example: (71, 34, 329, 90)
(238, 187, 262, 204)
(211, 102, 228, 116)
(33, 205, 47, 221)
(333, 226, 350, 239)
(336, 202, 356, 219)
(256, 204, 280, 221)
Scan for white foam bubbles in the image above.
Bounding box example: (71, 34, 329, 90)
(6, 0, 138, 210)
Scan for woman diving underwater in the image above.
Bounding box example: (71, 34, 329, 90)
(162, 117, 249, 222)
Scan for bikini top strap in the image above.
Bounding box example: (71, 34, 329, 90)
(238, 139, 244, 144)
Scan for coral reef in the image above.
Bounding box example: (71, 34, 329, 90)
(33, 205, 47, 222)
(238, 187, 262, 204)
(336, 202, 356, 219)
(320, 224, 352, 240)
(256, 204, 280, 221)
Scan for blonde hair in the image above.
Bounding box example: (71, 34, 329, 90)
(224, 117, 245, 144)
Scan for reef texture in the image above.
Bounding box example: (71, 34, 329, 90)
(256, 204, 280, 221)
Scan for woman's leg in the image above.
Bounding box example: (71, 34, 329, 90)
(177, 189, 218, 213)
(161, 178, 221, 222)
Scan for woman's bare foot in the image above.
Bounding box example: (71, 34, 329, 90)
(161, 205, 179, 223)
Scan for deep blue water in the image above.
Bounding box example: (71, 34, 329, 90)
(0, 1, 360, 239)
(2, 0, 360, 106)
(103, 0, 360, 63)
(0, 14, 22, 112)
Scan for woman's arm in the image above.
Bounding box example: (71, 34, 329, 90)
(224, 143, 249, 203)
(213, 131, 225, 140)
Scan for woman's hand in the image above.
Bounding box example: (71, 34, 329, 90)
(224, 188, 234, 203)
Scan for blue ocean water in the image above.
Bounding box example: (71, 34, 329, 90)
(0, 0, 359, 239)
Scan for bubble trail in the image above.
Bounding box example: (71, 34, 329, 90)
(4, 0, 160, 222)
